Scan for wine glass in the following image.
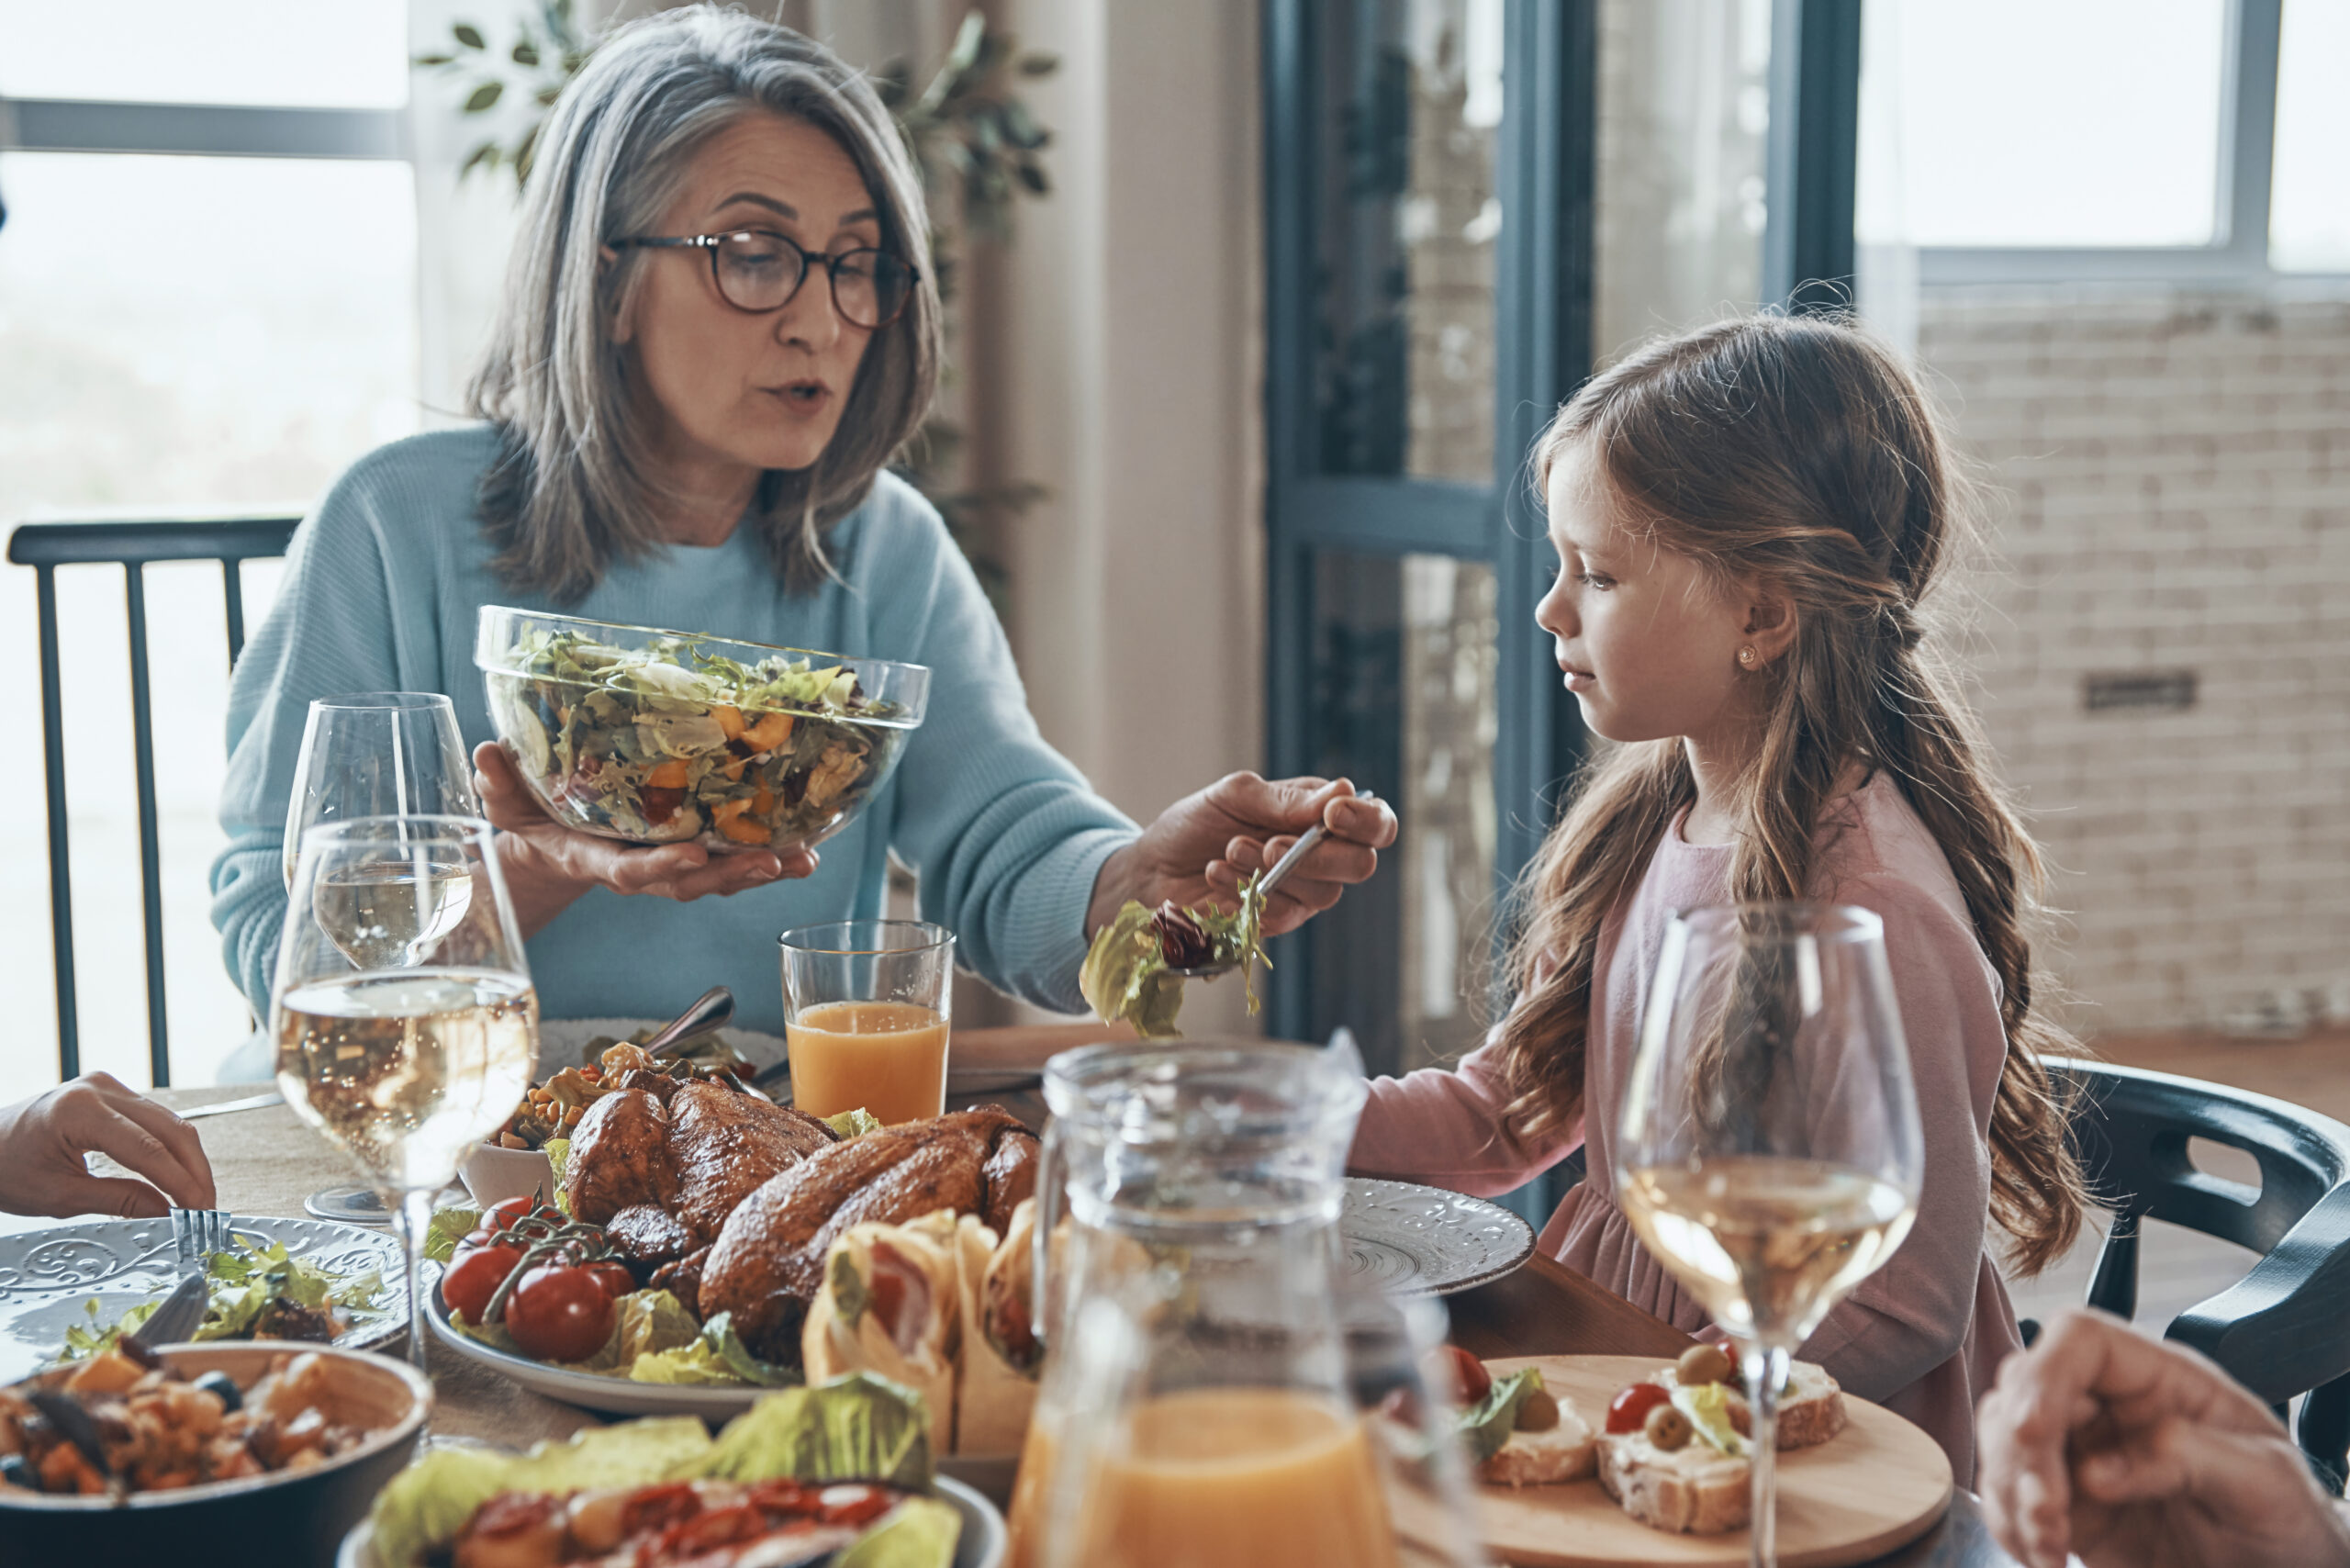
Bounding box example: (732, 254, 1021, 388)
(1614, 902, 1924, 1568)
(274, 815, 539, 1371)
(282, 693, 479, 1221)
(282, 692, 478, 888)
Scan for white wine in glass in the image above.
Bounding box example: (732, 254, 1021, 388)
(274, 815, 537, 1371)
(1616, 903, 1924, 1568)
(282, 693, 481, 1221)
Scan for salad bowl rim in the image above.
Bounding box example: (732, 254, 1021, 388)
(474, 604, 932, 707)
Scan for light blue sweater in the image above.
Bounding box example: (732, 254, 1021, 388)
(211, 427, 1136, 1032)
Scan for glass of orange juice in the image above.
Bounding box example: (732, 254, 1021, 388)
(778, 919, 953, 1125)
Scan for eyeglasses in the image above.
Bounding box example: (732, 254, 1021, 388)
(610, 229, 920, 330)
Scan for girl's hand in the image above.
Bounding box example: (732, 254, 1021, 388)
(473, 742, 815, 933)
(1976, 1309, 2350, 1568)
(0, 1074, 218, 1218)
(1087, 773, 1396, 938)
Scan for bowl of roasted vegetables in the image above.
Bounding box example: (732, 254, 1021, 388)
(476, 606, 928, 853)
(0, 1341, 429, 1567)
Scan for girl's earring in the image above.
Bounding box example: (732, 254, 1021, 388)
(1738, 646, 1759, 668)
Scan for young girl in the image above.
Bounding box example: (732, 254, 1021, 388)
(1350, 313, 2086, 1485)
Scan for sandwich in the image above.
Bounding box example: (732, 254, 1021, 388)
(952, 1202, 1043, 1455)
(1458, 1363, 1595, 1486)
(1594, 1343, 1845, 1534)
(800, 1210, 961, 1453)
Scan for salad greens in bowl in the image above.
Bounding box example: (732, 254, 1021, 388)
(476, 607, 930, 854)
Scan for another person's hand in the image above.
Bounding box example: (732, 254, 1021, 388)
(1088, 773, 1397, 938)
(475, 742, 816, 932)
(1977, 1309, 2350, 1568)
(0, 1073, 218, 1218)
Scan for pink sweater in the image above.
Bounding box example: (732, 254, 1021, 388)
(1350, 772, 2021, 1484)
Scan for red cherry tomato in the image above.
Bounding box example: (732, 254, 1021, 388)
(583, 1260, 636, 1301)
(484, 1195, 538, 1233)
(506, 1262, 617, 1362)
(442, 1240, 522, 1326)
(1442, 1345, 1492, 1406)
(1606, 1382, 1673, 1435)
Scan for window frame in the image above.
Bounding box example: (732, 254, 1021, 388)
(1911, 0, 2346, 286)
(0, 98, 407, 161)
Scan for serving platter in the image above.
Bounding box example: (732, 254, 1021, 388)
(423, 1275, 767, 1419)
(338, 1471, 1008, 1568)
(1445, 1354, 1953, 1568)
(0, 1214, 407, 1383)
(1341, 1177, 1538, 1296)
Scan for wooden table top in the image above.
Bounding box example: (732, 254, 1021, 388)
(79, 1028, 2013, 1568)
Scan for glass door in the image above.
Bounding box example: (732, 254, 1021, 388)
(1263, 0, 1596, 1075)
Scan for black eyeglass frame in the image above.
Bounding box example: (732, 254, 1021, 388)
(610, 229, 921, 329)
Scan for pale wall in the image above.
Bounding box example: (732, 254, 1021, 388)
(1918, 286, 2350, 1037)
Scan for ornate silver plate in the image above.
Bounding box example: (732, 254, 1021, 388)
(0, 1215, 408, 1383)
(1340, 1177, 1538, 1296)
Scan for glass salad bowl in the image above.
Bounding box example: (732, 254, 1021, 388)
(475, 606, 929, 854)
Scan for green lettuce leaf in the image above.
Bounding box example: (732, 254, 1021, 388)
(835, 1495, 962, 1568)
(1457, 1366, 1545, 1464)
(424, 1205, 482, 1265)
(569, 1289, 701, 1374)
(822, 1107, 884, 1140)
(630, 1312, 797, 1387)
(1080, 899, 1188, 1039)
(692, 1372, 933, 1489)
(543, 1138, 572, 1214)
(367, 1418, 712, 1568)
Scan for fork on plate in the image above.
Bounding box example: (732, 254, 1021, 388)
(169, 1206, 233, 1271)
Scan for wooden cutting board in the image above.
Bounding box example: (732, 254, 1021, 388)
(1461, 1355, 1953, 1568)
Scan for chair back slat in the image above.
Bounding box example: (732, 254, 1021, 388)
(122, 563, 170, 1086)
(6, 516, 301, 1087)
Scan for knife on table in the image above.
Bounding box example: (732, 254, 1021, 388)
(173, 1092, 284, 1120)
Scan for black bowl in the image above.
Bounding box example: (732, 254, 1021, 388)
(0, 1341, 431, 1568)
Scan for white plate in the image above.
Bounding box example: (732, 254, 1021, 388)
(1341, 1177, 1538, 1296)
(424, 1274, 771, 1418)
(339, 1472, 1006, 1568)
(0, 1214, 408, 1383)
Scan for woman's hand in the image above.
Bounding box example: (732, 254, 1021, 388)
(1087, 773, 1397, 938)
(474, 742, 816, 935)
(0, 1074, 218, 1218)
(1977, 1309, 2350, 1568)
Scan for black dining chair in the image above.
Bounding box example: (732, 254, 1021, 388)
(2043, 1057, 2350, 1492)
(6, 516, 300, 1087)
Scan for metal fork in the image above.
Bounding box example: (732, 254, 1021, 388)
(170, 1206, 233, 1271)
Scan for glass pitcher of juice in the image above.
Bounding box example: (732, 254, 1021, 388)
(1004, 1041, 1488, 1568)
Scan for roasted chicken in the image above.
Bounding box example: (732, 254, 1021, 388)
(699, 1107, 1040, 1361)
(562, 1075, 838, 1311)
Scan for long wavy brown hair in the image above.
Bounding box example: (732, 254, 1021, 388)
(1498, 313, 2087, 1276)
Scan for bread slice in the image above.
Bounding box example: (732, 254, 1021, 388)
(1597, 1429, 1751, 1534)
(1654, 1360, 1847, 1450)
(1475, 1395, 1596, 1486)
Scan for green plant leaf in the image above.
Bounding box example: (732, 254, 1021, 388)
(1016, 162, 1048, 196)
(453, 22, 487, 49)
(460, 140, 502, 177)
(414, 53, 456, 67)
(1018, 52, 1059, 76)
(945, 10, 986, 75)
(464, 80, 505, 113)
(512, 39, 541, 66)
(536, 85, 562, 106)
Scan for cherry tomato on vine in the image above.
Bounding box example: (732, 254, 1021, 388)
(583, 1260, 636, 1301)
(442, 1240, 523, 1326)
(484, 1195, 540, 1233)
(506, 1262, 617, 1362)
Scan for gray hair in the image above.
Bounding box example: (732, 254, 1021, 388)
(468, 6, 940, 600)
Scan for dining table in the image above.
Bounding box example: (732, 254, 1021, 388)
(39, 1023, 2019, 1568)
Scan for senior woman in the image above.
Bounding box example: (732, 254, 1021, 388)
(211, 7, 1393, 1036)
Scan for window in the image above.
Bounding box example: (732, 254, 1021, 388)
(1858, 0, 2346, 283)
(2270, 0, 2350, 272)
(0, 3, 420, 1091)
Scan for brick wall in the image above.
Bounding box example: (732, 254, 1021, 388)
(1917, 287, 2350, 1036)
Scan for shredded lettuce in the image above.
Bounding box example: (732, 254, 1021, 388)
(423, 1204, 482, 1265)
(630, 1311, 797, 1387)
(544, 1137, 573, 1213)
(61, 1238, 390, 1359)
(694, 1373, 933, 1487)
(1080, 870, 1270, 1039)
